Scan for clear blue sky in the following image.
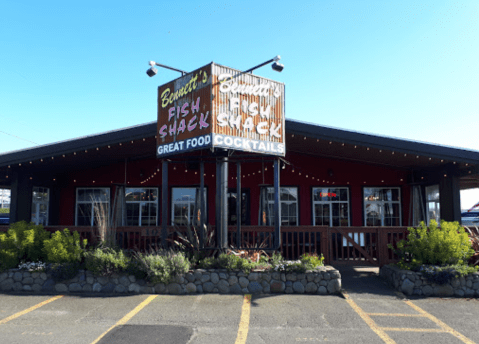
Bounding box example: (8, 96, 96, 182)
(1, 0, 478, 206)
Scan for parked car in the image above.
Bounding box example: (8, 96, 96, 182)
(461, 211, 479, 226)
(0, 213, 9, 225)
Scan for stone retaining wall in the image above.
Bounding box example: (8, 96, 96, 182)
(380, 264, 479, 297)
(0, 266, 341, 295)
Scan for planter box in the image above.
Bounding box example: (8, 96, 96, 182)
(380, 264, 479, 297)
(0, 266, 341, 295)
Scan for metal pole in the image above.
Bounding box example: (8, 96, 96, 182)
(221, 155, 229, 249)
(274, 158, 281, 249)
(236, 162, 241, 249)
(216, 160, 222, 248)
(200, 161, 205, 248)
(161, 160, 168, 249)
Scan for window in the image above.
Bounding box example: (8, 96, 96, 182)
(31, 187, 49, 226)
(227, 189, 250, 225)
(426, 185, 440, 225)
(125, 188, 158, 226)
(260, 187, 298, 226)
(76, 188, 110, 226)
(171, 187, 206, 226)
(312, 187, 349, 226)
(364, 187, 401, 226)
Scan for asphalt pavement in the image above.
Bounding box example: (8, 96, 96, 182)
(1, 266, 478, 344)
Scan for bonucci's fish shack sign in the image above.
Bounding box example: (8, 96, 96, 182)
(156, 62, 285, 158)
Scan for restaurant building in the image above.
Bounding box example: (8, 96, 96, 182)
(1, 62, 479, 265)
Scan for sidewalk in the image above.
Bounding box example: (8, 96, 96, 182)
(334, 264, 399, 298)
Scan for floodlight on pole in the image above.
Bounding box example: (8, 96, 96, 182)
(146, 61, 188, 77)
(243, 55, 284, 74)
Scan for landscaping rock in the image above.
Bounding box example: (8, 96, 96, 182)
(239, 277, 249, 288)
(247, 281, 263, 294)
(401, 279, 415, 296)
(185, 283, 197, 293)
(293, 281, 305, 293)
(55, 284, 68, 293)
(69, 283, 82, 292)
(270, 280, 285, 293)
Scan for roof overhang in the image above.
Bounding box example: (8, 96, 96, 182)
(1, 119, 479, 189)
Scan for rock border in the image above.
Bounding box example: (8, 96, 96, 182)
(380, 264, 479, 297)
(0, 266, 341, 295)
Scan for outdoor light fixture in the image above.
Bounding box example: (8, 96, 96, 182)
(146, 61, 187, 77)
(243, 55, 284, 74)
(147, 55, 283, 78)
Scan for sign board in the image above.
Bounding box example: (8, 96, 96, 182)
(156, 62, 285, 158)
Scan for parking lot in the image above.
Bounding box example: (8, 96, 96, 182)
(1, 288, 479, 344)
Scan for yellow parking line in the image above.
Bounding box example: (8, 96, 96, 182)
(342, 291, 396, 344)
(367, 313, 424, 317)
(405, 300, 476, 344)
(90, 295, 157, 344)
(235, 294, 252, 344)
(380, 327, 446, 333)
(0, 295, 63, 325)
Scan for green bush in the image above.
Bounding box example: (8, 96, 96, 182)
(300, 253, 325, 270)
(84, 248, 130, 276)
(393, 220, 474, 268)
(0, 249, 18, 271)
(198, 253, 257, 273)
(43, 229, 86, 263)
(134, 250, 190, 284)
(0, 208, 9, 214)
(0, 221, 50, 266)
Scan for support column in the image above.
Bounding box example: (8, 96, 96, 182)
(199, 161, 205, 248)
(236, 162, 241, 248)
(9, 169, 33, 223)
(439, 173, 461, 222)
(216, 152, 228, 249)
(161, 160, 168, 248)
(274, 159, 281, 249)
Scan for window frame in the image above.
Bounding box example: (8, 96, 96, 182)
(31, 186, 49, 226)
(125, 187, 159, 227)
(227, 188, 250, 226)
(75, 187, 111, 226)
(312, 187, 350, 227)
(171, 187, 207, 226)
(363, 187, 402, 227)
(260, 186, 299, 226)
(425, 184, 440, 225)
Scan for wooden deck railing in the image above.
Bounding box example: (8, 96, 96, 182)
(0, 225, 410, 266)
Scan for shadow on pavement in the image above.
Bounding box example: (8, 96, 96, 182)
(334, 265, 398, 298)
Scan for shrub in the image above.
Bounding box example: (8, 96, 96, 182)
(135, 250, 190, 284)
(393, 220, 474, 268)
(300, 253, 325, 270)
(198, 253, 257, 273)
(84, 248, 130, 276)
(0, 249, 18, 272)
(0, 221, 50, 266)
(418, 264, 479, 285)
(43, 229, 86, 263)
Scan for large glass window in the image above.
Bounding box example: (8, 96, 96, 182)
(260, 187, 298, 226)
(364, 187, 401, 226)
(426, 185, 440, 225)
(76, 188, 110, 226)
(171, 187, 207, 226)
(227, 189, 250, 225)
(31, 187, 49, 226)
(312, 187, 349, 226)
(125, 188, 158, 226)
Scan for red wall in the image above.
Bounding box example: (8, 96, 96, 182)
(59, 151, 410, 227)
